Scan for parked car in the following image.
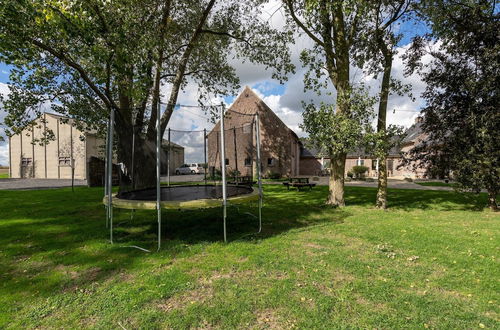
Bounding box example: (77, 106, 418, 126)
(175, 163, 203, 175)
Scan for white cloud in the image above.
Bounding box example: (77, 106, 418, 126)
(0, 82, 10, 166)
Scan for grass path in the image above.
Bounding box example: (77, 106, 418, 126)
(0, 185, 498, 329)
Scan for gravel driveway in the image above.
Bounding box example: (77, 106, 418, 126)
(0, 178, 87, 190)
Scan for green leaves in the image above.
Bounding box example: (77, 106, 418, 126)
(405, 0, 499, 207)
(300, 86, 376, 157)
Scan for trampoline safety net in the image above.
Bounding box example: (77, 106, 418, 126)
(104, 104, 263, 250)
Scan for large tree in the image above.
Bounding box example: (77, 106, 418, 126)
(405, 0, 499, 210)
(0, 0, 293, 190)
(283, 0, 372, 207)
(356, 0, 413, 209)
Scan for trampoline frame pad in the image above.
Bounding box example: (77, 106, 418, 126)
(104, 185, 259, 210)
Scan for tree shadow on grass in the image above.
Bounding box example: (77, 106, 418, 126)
(0, 185, 349, 301)
(0, 184, 488, 302)
(114, 184, 350, 244)
(343, 186, 487, 211)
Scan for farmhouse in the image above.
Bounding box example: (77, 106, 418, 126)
(8, 112, 185, 182)
(207, 87, 429, 180)
(207, 87, 301, 177)
(300, 118, 428, 179)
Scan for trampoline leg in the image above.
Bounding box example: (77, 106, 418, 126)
(157, 208, 161, 252)
(110, 205, 113, 244)
(258, 198, 262, 234)
(223, 206, 227, 243)
(106, 205, 109, 228)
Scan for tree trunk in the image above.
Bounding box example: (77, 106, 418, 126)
(488, 191, 498, 211)
(114, 116, 157, 192)
(327, 153, 346, 207)
(376, 52, 393, 209)
(376, 155, 387, 209)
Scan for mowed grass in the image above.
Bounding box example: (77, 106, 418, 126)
(416, 181, 457, 187)
(0, 185, 498, 329)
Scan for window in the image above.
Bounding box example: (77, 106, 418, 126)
(387, 159, 394, 172)
(371, 159, 378, 170)
(356, 159, 365, 166)
(21, 157, 33, 166)
(59, 157, 71, 166)
(225, 159, 229, 166)
(244, 157, 252, 166)
(267, 158, 275, 166)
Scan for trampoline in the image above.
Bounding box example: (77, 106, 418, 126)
(103, 101, 263, 251)
(107, 184, 259, 210)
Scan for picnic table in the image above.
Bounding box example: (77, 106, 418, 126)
(227, 175, 256, 186)
(283, 177, 316, 191)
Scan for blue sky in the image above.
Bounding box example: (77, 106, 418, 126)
(0, 62, 11, 84)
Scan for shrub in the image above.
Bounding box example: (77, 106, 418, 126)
(208, 168, 222, 180)
(352, 165, 369, 179)
(404, 177, 413, 182)
(347, 171, 354, 178)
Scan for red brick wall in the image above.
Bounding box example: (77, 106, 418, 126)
(299, 158, 322, 175)
(207, 87, 300, 178)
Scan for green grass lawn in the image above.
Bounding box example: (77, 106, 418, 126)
(416, 181, 457, 187)
(0, 173, 9, 179)
(0, 185, 498, 329)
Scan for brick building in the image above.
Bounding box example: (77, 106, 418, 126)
(299, 118, 428, 179)
(207, 87, 301, 178)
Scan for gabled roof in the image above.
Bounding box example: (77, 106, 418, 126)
(300, 123, 425, 159)
(162, 140, 184, 150)
(401, 122, 423, 144)
(209, 86, 299, 140)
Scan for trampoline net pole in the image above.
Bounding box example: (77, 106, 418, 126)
(131, 121, 135, 190)
(255, 113, 263, 233)
(156, 101, 162, 251)
(167, 128, 170, 187)
(220, 105, 227, 242)
(204, 128, 207, 185)
(108, 109, 115, 244)
(104, 119, 110, 228)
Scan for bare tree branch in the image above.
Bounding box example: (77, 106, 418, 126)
(283, 0, 325, 47)
(29, 38, 116, 111)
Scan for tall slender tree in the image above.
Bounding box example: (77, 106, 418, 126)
(356, 0, 412, 209)
(0, 0, 294, 190)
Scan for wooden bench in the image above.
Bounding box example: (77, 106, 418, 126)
(283, 177, 316, 191)
(227, 175, 256, 186)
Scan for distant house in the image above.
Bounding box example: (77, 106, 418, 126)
(299, 117, 429, 179)
(9, 112, 185, 182)
(207, 87, 301, 177)
(162, 140, 185, 175)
